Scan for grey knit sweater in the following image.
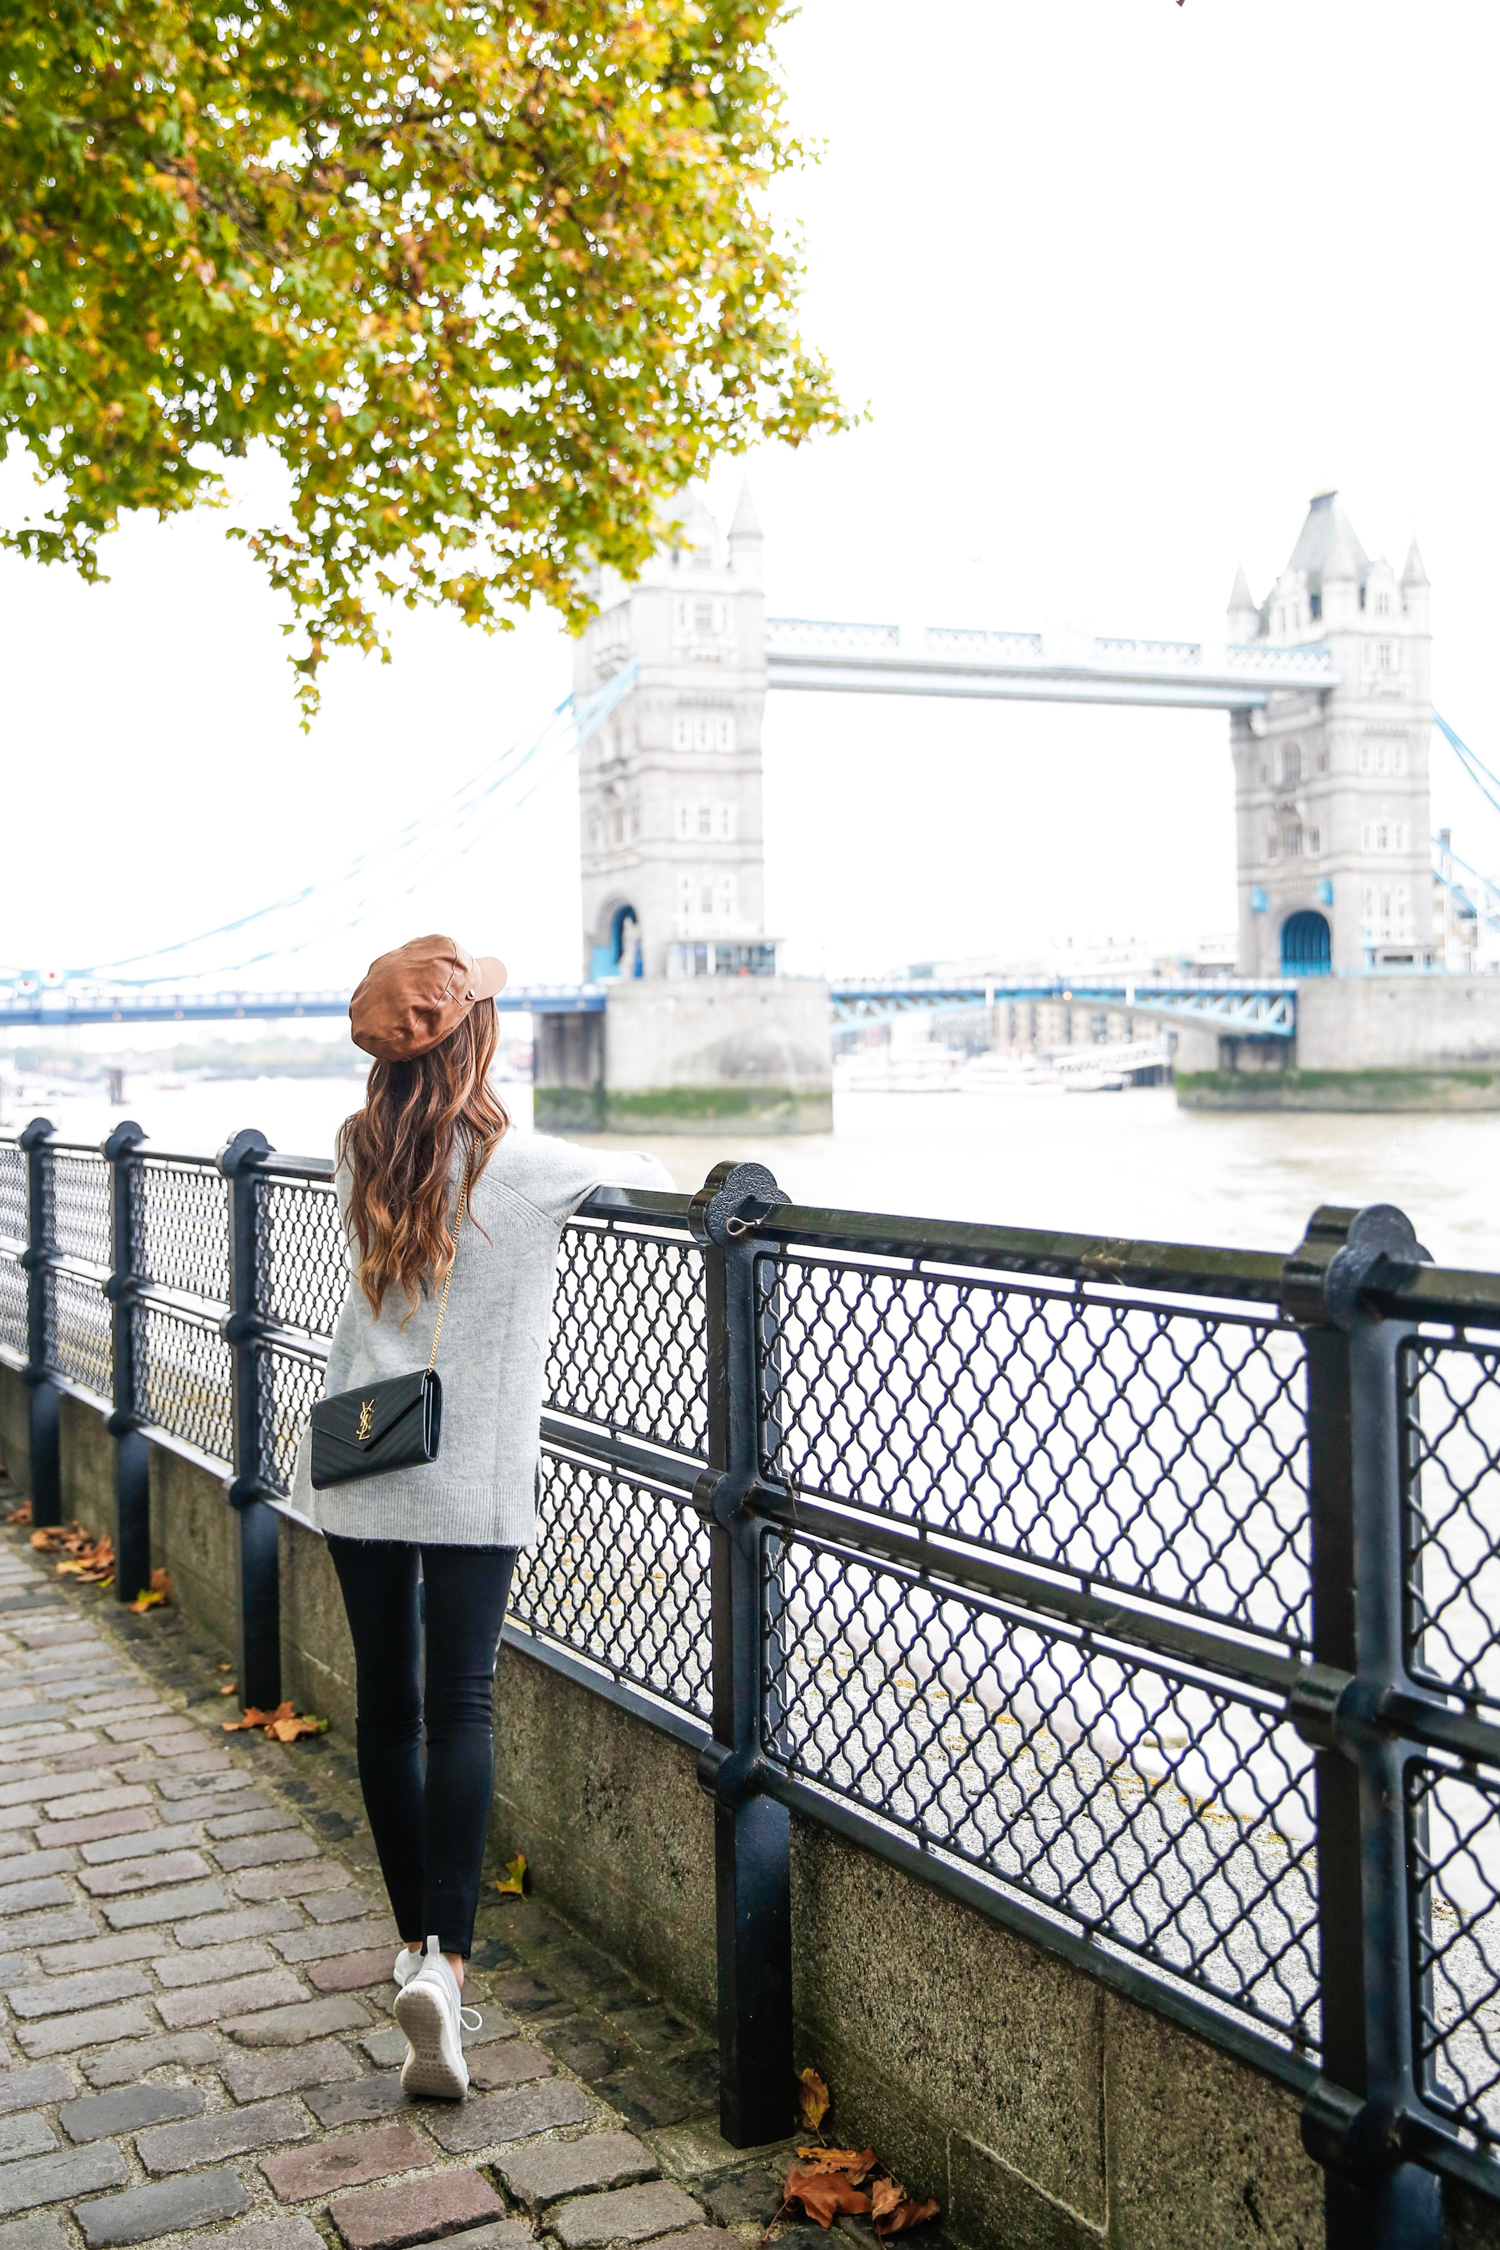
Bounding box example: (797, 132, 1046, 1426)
(290, 1130, 674, 1547)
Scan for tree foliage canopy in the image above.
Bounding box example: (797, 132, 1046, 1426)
(0, 1, 843, 709)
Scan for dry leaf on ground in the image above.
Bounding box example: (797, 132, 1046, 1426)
(784, 2166, 873, 2227)
(223, 1701, 294, 1733)
(267, 1711, 327, 1742)
(222, 1700, 326, 1741)
(219, 1681, 238, 1695)
(495, 1850, 530, 1896)
(6, 1501, 31, 1525)
(782, 2074, 940, 2241)
(796, 2149, 877, 2183)
(56, 1534, 114, 1583)
(796, 2065, 831, 2132)
(875, 2196, 941, 2236)
(127, 1567, 173, 1614)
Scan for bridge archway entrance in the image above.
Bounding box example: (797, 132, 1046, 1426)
(1280, 909, 1331, 977)
(589, 901, 641, 982)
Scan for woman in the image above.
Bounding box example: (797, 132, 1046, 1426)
(291, 934, 671, 2100)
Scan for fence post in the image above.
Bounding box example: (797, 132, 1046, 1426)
(1284, 1203, 1441, 2250)
(218, 1129, 280, 1712)
(690, 1159, 794, 2148)
(18, 1116, 60, 1527)
(102, 1120, 151, 1603)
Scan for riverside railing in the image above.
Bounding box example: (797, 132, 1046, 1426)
(2, 1120, 1499, 2243)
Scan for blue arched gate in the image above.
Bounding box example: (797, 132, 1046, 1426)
(1281, 909, 1332, 976)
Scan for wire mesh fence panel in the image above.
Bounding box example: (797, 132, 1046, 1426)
(1409, 1761, 1500, 2144)
(135, 1159, 231, 1305)
(757, 1253, 1311, 1646)
(134, 1302, 233, 1466)
(0, 1252, 26, 1360)
(548, 1220, 707, 1456)
(49, 1153, 111, 1270)
(256, 1180, 348, 1340)
(1402, 1337, 1500, 1709)
(511, 1450, 713, 1723)
(259, 1341, 327, 1497)
(49, 1270, 113, 1403)
(761, 1527, 1320, 2048)
(0, 1146, 23, 1245)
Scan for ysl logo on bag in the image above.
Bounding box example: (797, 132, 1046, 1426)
(357, 1398, 375, 1442)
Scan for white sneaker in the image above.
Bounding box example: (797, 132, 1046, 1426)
(394, 1937, 481, 2101)
(394, 1947, 420, 1990)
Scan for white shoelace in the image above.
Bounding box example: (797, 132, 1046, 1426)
(459, 2003, 483, 2031)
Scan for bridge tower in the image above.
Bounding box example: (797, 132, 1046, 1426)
(572, 485, 772, 982)
(1228, 491, 1433, 977)
(535, 484, 830, 1132)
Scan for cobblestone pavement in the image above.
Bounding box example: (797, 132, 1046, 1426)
(0, 1500, 814, 2250)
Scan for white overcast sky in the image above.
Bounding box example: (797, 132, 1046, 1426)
(3, 0, 1498, 998)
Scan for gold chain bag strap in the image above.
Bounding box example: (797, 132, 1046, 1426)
(309, 1146, 472, 1490)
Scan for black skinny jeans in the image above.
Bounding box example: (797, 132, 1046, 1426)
(325, 1537, 516, 1958)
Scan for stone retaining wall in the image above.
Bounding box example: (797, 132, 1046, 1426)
(9, 1363, 1500, 2247)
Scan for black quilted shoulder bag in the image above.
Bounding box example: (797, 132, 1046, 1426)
(309, 1149, 471, 1491)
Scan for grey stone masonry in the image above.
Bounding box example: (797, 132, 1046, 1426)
(0, 1502, 798, 2250)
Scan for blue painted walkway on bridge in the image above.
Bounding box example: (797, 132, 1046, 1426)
(0, 977, 1298, 1039)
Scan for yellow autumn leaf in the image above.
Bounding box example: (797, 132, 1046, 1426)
(797, 2065, 831, 2133)
(495, 1850, 529, 1897)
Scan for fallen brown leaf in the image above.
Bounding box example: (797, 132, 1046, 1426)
(869, 2178, 904, 2219)
(29, 1528, 54, 1549)
(267, 1712, 327, 1742)
(796, 2065, 831, 2133)
(219, 1681, 238, 1696)
(495, 1850, 530, 1896)
(56, 1534, 114, 1583)
(5, 1500, 31, 1525)
(223, 1702, 294, 1733)
(148, 1567, 172, 1596)
(127, 1587, 165, 1613)
(784, 2166, 871, 2227)
(875, 2196, 940, 2236)
(796, 2150, 877, 2183)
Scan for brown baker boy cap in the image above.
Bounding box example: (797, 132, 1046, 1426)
(350, 934, 508, 1062)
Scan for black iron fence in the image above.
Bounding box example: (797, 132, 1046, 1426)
(3, 1116, 1500, 2242)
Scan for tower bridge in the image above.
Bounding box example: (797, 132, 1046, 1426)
(573, 485, 1433, 994)
(7, 484, 1481, 1120)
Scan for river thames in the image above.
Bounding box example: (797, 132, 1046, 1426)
(8, 1073, 1499, 1269)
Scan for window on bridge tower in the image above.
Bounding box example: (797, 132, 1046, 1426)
(672, 712, 735, 753)
(1283, 744, 1302, 786)
(1285, 822, 1303, 857)
(1266, 828, 1279, 861)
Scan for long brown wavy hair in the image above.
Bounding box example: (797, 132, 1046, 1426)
(337, 1003, 510, 1322)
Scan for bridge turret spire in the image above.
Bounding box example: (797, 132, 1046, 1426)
(1401, 536, 1431, 631)
(728, 482, 763, 585)
(1320, 515, 1361, 629)
(1226, 563, 1257, 643)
